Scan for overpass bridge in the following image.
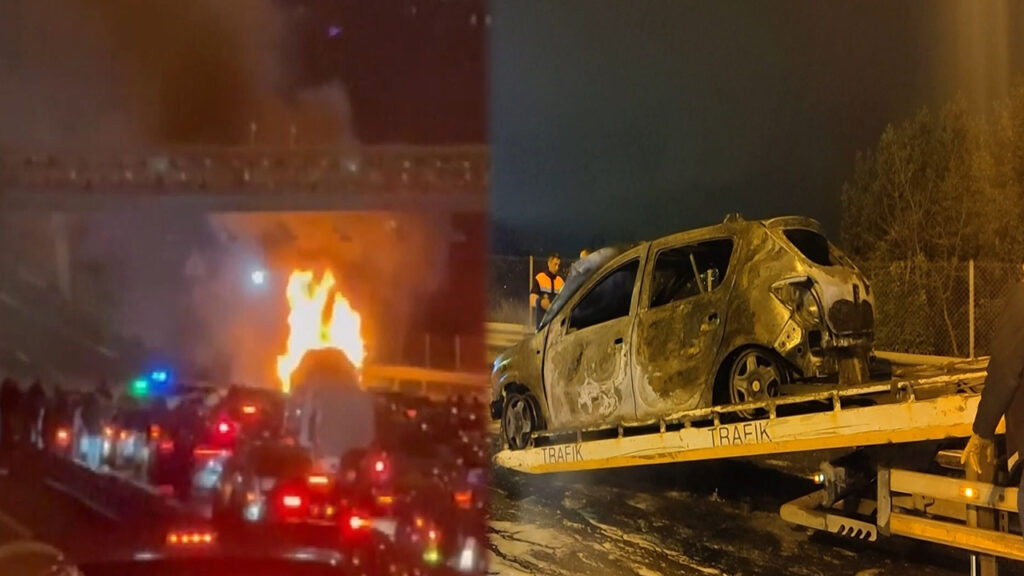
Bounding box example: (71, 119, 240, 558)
(0, 145, 487, 213)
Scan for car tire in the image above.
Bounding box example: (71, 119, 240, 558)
(727, 348, 784, 419)
(500, 391, 536, 451)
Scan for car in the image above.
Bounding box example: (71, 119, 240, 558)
(211, 442, 335, 526)
(491, 215, 876, 448)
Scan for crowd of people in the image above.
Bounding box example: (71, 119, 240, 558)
(0, 377, 137, 470)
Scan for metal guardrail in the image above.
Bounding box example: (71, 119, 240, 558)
(485, 322, 528, 352)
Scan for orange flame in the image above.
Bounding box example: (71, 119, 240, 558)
(276, 270, 365, 393)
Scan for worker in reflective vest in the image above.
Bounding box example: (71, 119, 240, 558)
(531, 254, 564, 328)
(963, 260, 1024, 535)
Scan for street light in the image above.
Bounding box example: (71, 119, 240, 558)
(251, 269, 267, 286)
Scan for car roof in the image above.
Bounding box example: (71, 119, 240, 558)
(633, 215, 827, 249)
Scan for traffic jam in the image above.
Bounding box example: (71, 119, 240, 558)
(2, 269, 490, 575)
(29, 371, 488, 574)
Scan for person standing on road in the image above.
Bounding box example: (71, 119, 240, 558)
(962, 261, 1024, 532)
(567, 249, 590, 280)
(0, 378, 22, 455)
(23, 379, 47, 449)
(80, 388, 103, 469)
(531, 253, 564, 329)
(43, 385, 68, 450)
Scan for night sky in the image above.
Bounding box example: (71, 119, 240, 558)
(490, 1, 1024, 254)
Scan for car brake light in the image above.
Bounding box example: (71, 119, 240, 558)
(453, 490, 473, 509)
(217, 421, 231, 435)
(374, 459, 386, 473)
(281, 494, 304, 509)
(241, 404, 257, 415)
(158, 440, 175, 454)
(428, 528, 439, 542)
(55, 428, 70, 447)
(308, 474, 329, 486)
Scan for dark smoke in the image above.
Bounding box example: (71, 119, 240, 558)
(0, 0, 362, 383)
(0, 0, 353, 148)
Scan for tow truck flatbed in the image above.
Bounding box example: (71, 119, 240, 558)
(494, 360, 988, 474)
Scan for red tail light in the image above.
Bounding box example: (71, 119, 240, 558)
(453, 490, 473, 509)
(216, 420, 232, 435)
(158, 440, 175, 454)
(149, 425, 161, 441)
(241, 404, 257, 415)
(281, 494, 304, 509)
(373, 459, 386, 473)
(307, 474, 330, 487)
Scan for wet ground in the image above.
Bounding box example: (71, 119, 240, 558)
(486, 453, 1024, 576)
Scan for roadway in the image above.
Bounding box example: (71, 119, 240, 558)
(0, 450, 172, 562)
(487, 454, 1024, 576)
(3, 441, 1023, 575)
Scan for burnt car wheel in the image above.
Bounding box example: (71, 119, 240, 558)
(729, 349, 783, 419)
(501, 392, 536, 451)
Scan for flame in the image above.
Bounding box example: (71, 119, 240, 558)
(276, 270, 365, 393)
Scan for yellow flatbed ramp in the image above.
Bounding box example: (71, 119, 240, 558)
(494, 368, 988, 474)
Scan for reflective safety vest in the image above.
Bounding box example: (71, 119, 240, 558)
(531, 271, 565, 308)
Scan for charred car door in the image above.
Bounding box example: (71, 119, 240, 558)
(543, 250, 646, 430)
(631, 237, 736, 420)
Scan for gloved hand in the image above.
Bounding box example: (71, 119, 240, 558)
(961, 434, 996, 475)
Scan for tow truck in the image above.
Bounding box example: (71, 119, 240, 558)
(491, 353, 1023, 573)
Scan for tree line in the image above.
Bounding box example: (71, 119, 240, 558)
(841, 88, 1024, 356)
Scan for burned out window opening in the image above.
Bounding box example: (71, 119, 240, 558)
(568, 259, 640, 331)
(783, 229, 833, 267)
(650, 239, 734, 308)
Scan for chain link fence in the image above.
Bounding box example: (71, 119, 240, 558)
(489, 255, 1021, 358)
(863, 260, 1020, 358)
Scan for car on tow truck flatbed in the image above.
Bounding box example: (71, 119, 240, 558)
(491, 214, 875, 449)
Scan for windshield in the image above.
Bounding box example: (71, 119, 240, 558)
(540, 246, 626, 328)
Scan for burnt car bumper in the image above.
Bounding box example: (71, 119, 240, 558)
(827, 299, 874, 335)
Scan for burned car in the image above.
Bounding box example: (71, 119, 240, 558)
(491, 215, 874, 449)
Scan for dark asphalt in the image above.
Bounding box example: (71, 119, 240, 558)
(0, 451, 174, 563)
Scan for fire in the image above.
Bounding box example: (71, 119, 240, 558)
(276, 270, 365, 393)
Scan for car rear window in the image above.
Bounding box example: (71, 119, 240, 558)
(252, 446, 312, 478)
(783, 229, 834, 266)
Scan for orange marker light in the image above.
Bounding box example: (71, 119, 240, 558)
(241, 404, 257, 415)
(308, 474, 329, 486)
